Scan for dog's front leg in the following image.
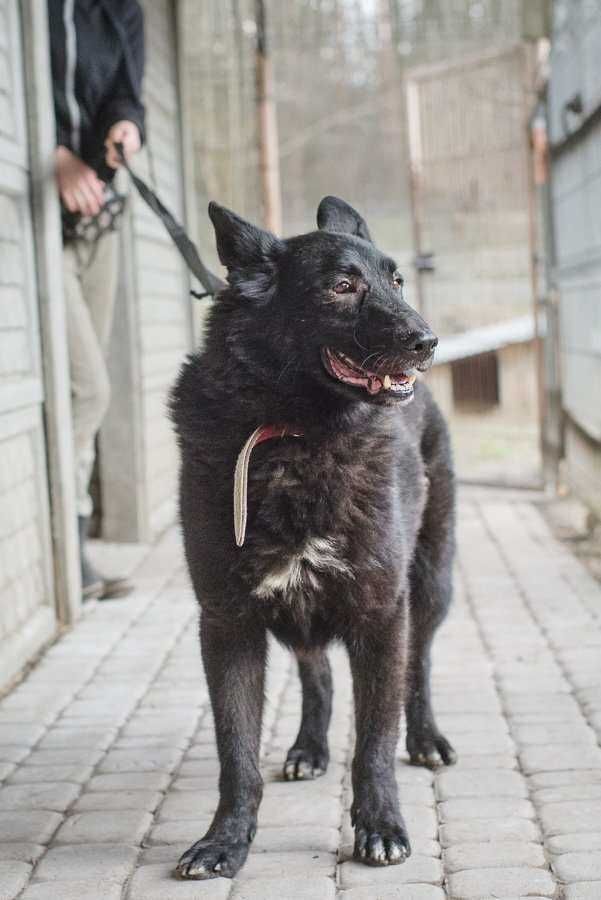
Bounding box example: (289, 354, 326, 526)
(176, 615, 266, 880)
(347, 609, 411, 866)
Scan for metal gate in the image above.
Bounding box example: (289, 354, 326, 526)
(405, 46, 541, 486)
(0, 1, 57, 688)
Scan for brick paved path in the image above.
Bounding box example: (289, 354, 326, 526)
(1, 491, 600, 899)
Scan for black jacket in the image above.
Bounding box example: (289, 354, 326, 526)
(48, 0, 145, 182)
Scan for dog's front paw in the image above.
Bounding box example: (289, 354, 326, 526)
(175, 838, 250, 880)
(283, 744, 329, 780)
(406, 728, 457, 768)
(354, 822, 411, 866)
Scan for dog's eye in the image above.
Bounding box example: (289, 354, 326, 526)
(333, 280, 354, 294)
(393, 274, 404, 289)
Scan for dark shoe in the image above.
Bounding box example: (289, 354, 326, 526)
(99, 576, 133, 600)
(82, 578, 104, 601)
(78, 516, 133, 601)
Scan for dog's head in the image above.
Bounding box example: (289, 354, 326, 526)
(208, 196, 437, 406)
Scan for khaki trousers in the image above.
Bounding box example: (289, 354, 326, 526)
(63, 232, 119, 517)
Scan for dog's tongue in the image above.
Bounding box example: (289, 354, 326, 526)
(367, 376, 383, 395)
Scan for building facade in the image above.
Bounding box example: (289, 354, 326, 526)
(548, 0, 601, 516)
(0, 0, 194, 691)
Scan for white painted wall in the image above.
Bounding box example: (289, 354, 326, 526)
(0, 0, 57, 689)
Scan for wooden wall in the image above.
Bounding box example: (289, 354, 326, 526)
(100, 0, 193, 541)
(0, 0, 56, 688)
(549, 0, 601, 515)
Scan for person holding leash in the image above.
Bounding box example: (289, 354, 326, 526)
(48, 0, 146, 599)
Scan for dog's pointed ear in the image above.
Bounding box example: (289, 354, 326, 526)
(208, 201, 283, 276)
(316, 196, 373, 243)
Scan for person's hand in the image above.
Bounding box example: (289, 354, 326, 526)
(55, 146, 105, 216)
(104, 120, 141, 169)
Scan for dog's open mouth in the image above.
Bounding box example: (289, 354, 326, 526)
(322, 348, 417, 398)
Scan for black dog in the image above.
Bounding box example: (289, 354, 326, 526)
(170, 197, 456, 880)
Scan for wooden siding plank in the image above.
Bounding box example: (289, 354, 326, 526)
(0, 376, 42, 412)
(0, 0, 63, 686)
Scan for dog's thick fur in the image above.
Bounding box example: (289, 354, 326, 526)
(170, 197, 456, 880)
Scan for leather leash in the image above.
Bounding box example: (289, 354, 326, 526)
(114, 142, 226, 299)
(114, 147, 303, 547)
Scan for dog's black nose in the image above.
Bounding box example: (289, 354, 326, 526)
(403, 330, 438, 355)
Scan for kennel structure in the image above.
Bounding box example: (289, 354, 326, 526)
(429, 316, 538, 419)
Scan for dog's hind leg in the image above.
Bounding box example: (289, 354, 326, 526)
(405, 404, 457, 768)
(176, 615, 266, 880)
(347, 610, 411, 866)
(405, 554, 457, 767)
(284, 647, 332, 780)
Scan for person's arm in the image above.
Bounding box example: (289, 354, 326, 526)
(48, 0, 105, 215)
(48, 0, 76, 153)
(100, 0, 146, 166)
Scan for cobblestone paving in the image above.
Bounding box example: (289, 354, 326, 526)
(1, 491, 600, 899)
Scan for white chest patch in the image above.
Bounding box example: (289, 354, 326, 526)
(252, 537, 354, 600)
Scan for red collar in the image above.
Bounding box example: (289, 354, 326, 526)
(252, 424, 304, 446)
(233, 424, 304, 547)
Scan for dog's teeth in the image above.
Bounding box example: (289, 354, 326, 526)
(383, 375, 391, 390)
